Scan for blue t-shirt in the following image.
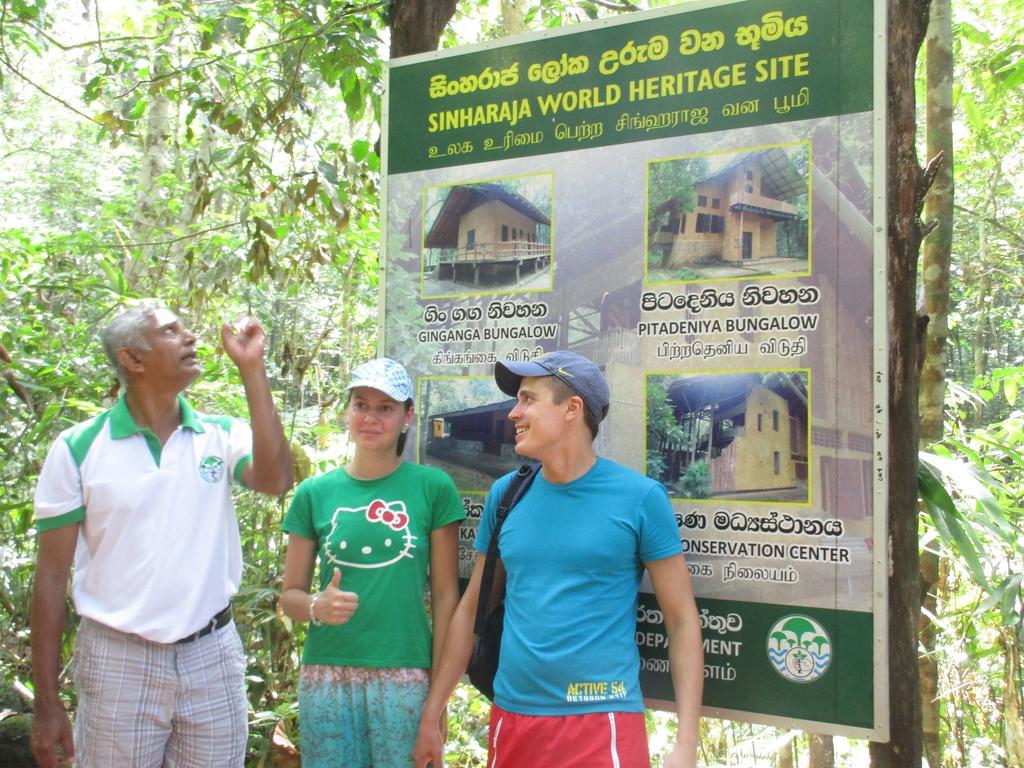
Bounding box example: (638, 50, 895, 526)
(474, 457, 681, 715)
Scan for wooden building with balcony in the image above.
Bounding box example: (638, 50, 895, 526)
(654, 372, 809, 500)
(424, 182, 551, 287)
(650, 147, 806, 268)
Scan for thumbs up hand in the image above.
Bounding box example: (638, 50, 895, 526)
(313, 567, 359, 625)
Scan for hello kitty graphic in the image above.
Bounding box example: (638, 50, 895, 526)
(322, 498, 417, 569)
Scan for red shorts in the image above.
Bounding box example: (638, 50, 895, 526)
(487, 704, 650, 768)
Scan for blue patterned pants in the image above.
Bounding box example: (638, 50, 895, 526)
(298, 665, 430, 768)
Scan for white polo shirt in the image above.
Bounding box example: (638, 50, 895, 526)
(34, 395, 253, 643)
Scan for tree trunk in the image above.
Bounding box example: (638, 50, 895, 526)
(500, 0, 529, 37)
(778, 737, 795, 768)
(1003, 627, 1024, 768)
(919, 0, 953, 444)
(918, 5, 953, 762)
(388, 0, 459, 59)
(126, 6, 177, 288)
(919, 548, 942, 768)
(869, 1, 932, 767)
(808, 733, 835, 768)
(972, 232, 989, 381)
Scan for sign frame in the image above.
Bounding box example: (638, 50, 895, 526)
(380, 0, 889, 741)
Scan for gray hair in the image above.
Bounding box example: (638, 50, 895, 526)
(101, 301, 166, 386)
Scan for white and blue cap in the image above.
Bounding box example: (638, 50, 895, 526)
(494, 350, 610, 422)
(345, 358, 414, 402)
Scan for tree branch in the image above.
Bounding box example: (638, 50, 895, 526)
(109, 2, 386, 101)
(0, 1, 96, 127)
(0, 146, 44, 162)
(0, 50, 102, 126)
(28, 24, 156, 51)
(104, 220, 245, 248)
(267, 22, 317, 125)
(0, 340, 35, 412)
(586, 0, 641, 12)
(954, 203, 1024, 250)
(921, 150, 944, 194)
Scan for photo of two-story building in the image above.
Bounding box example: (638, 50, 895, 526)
(647, 143, 810, 283)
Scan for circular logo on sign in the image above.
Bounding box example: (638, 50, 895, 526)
(767, 614, 831, 683)
(199, 456, 226, 483)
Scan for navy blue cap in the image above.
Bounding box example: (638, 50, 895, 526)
(494, 350, 610, 422)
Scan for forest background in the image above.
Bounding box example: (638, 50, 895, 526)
(0, 0, 1021, 766)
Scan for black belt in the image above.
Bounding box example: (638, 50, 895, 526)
(175, 603, 232, 644)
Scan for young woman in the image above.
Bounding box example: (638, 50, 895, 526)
(280, 358, 464, 767)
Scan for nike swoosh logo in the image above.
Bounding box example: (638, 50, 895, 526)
(556, 367, 575, 378)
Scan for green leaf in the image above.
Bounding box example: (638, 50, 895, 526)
(978, 574, 1023, 626)
(318, 161, 339, 185)
(98, 257, 128, 296)
(1000, 573, 1022, 626)
(918, 457, 989, 588)
(254, 217, 277, 239)
(126, 97, 148, 120)
(930, 442, 1016, 539)
(1003, 376, 1018, 404)
(956, 21, 992, 47)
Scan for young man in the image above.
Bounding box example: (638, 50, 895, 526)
(414, 350, 703, 768)
(30, 301, 294, 768)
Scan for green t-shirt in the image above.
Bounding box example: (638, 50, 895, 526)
(283, 461, 464, 668)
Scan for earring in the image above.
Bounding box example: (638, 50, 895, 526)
(401, 426, 409, 434)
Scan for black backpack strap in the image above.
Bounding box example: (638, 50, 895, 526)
(473, 463, 539, 635)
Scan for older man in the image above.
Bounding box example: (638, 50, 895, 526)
(30, 301, 293, 768)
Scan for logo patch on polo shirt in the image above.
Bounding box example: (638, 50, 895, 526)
(199, 456, 226, 483)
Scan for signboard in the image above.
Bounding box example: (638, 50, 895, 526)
(381, 0, 887, 740)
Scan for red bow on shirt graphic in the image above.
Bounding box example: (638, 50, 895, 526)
(366, 499, 409, 530)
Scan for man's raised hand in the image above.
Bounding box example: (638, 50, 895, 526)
(221, 318, 267, 369)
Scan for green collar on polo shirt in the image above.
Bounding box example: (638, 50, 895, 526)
(109, 395, 204, 466)
(109, 395, 204, 437)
